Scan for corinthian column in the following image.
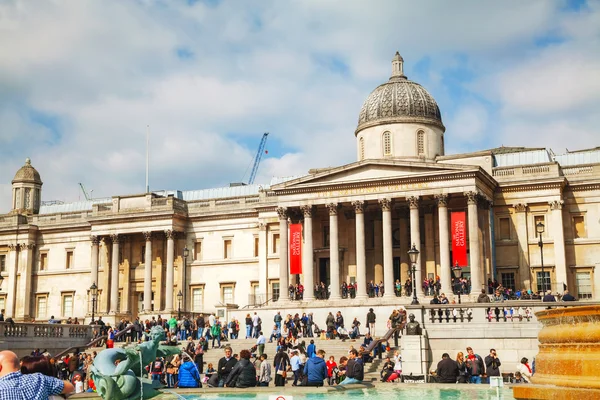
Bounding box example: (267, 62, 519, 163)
(408, 196, 423, 297)
(435, 194, 452, 295)
(327, 203, 341, 300)
(143, 232, 153, 312)
(277, 207, 289, 301)
(301, 205, 315, 301)
(380, 198, 394, 298)
(353, 201, 367, 299)
(90, 236, 99, 288)
(550, 200, 567, 291)
(165, 230, 175, 312)
(466, 191, 482, 295)
(110, 234, 120, 314)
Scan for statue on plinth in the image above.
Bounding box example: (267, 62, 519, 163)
(405, 313, 421, 335)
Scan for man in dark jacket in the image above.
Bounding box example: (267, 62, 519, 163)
(225, 349, 256, 388)
(273, 347, 290, 387)
(366, 308, 376, 337)
(562, 290, 576, 301)
(542, 291, 556, 302)
(339, 349, 363, 385)
(435, 353, 459, 383)
(477, 289, 490, 303)
(466, 346, 485, 383)
(196, 316, 205, 339)
(303, 349, 328, 386)
(217, 347, 237, 387)
(484, 349, 501, 378)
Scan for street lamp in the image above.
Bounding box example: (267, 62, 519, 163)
(452, 262, 462, 304)
(408, 244, 420, 305)
(177, 290, 183, 319)
(536, 222, 546, 295)
(90, 282, 98, 324)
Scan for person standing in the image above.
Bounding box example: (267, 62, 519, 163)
(465, 347, 485, 384)
(484, 349, 501, 380)
(435, 353, 459, 383)
(366, 308, 376, 337)
(258, 354, 272, 386)
(252, 312, 261, 338)
(562, 290, 576, 301)
(456, 352, 469, 383)
(196, 315, 205, 340)
(325, 355, 337, 386)
(256, 332, 266, 356)
(273, 347, 290, 387)
(307, 340, 316, 359)
(307, 313, 314, 337)
(290, 350, 301, 386)
(194, 341, 204, 374)
(274, 312, 282, 330)
(303, 349, 328, 386)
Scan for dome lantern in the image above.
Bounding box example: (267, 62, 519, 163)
(11, 158, 43, 215)
(391, 51, 406, 79)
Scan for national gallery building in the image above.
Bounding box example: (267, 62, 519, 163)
(1, 54, 599, 322)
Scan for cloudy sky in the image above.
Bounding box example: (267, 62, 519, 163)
(0, 0, 598, 211)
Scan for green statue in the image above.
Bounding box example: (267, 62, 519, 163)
(90, 325, 181, 399)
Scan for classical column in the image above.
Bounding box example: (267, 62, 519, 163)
(110, 234, 120, 314)
(435, 194, 452, 295)
(277, 207, 289, 301)
(90, 236, 99, 288)
(353, 201, 367, 299)
(143, 232, 153, 312)
(380, 198, 394, 298)
(466, 191, 482, 295)
(408, 196, 423, 296)
(258, 222, 268, 302)
(16, 243, 34, 320)
(301, 205, 315, 301)
(550, 200, 567, 291)
(513, 203, 530, 290)
(5, 244, 18, 318)
(327, 203, 341, 300)
(165, 230, 175, 312)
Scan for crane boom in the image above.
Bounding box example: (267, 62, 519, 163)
(79, 183, 91, 201)
(248, 132, 269, 184)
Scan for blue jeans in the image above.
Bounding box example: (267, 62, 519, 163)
(470, 375, 482, 384)
(292, 369, 301, 385)
(152, 373, 161, 382)
(275, 321, 281, 330)
(197, 328, 204, 340)
(212, 335, 221, 348)
(166, 373, 175, 387)
(339, 377, 361, 385)
(246, 325, 252, 338)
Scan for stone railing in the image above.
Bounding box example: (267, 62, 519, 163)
(562, 164, 598, 177)
(0, 322, 95, 340)
(492, 163, 558, 180)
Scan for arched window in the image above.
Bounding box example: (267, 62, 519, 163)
(382, 131, 392, 156)
(417, 130, 425, 156)
(359, 137, 365, 161)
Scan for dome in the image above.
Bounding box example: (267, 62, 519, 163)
(356, 52, 444, 135)
(12, 158, 42, 184)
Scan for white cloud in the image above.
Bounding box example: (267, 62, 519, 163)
(446, 102, 489, 143)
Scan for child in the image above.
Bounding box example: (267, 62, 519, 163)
(326, 355, 337, 386)
(73, 375, 84, 393)
(205, 363, 215, 379)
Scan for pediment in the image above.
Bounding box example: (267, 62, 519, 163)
(271, 159, 476, 190)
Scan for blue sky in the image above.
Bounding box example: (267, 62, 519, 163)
(0, 0, 599, 210)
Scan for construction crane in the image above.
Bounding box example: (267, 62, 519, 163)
(248, 132, 269, 184)
(79, 183, 91, 201)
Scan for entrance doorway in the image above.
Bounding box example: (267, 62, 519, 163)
(319, 258, 330, 286)
(393, 257, 401, 282)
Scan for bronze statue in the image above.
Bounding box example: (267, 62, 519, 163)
(405, 313, 421, 335)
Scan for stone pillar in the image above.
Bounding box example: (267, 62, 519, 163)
(301, 205, 315, 301)
(165, 230, 175, 312)
(380, 198, 394, 298)
(550, 200, 567, 292)
(353, 201, 367, 299)
(424, 207, 435, 282)
(5, 244, 18, 318)
(466, 191, 482, 295)
(513, 203, 531, 290)
(408, 196, 423, 297)
(258, 222, 268, 302)
(91, 236, 99, 288)
(143, 232, 153, 312)
(277, 207, 289, 301)
(435, 194, 452, 295)
(16, 243, 34, 320)
(327, 203, 341, 300)
(109, 234, 120, 314)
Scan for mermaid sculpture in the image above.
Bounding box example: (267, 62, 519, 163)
(89, 325, 181, 399)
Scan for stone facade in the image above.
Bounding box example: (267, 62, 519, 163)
(0, 54, 599, 323)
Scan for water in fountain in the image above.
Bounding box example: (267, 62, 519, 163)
(138, 349, 144, 400)
(162, 389, 186, 400)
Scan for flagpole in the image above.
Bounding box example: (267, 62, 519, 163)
(146, 125, 149, 193)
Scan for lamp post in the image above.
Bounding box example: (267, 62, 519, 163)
(536, 222, 546, 294)
(408, 244, 420, 305)
(452, 262, 462, 304)
(177, 290, 183, 320)
(89, 282, 98, 324)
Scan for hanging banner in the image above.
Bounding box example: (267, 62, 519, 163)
(451, 211, 467, 267)
(289, 223, 302, 275)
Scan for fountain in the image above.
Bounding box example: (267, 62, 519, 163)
(513, 305, 600, 400)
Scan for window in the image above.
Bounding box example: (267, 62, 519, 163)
(0, 254, 6, 273)
(40, 252, 48, 271)
(536, 271, 551, 293)
(117, 290, 122, 312)
(272, 234, 280, 254)
(499, 217, 510, 240)
(62, 293, 74, 317)
(383, 131, 392, 156)
(194, 241, 202, 261)
(323, 226, 330, 248)
(250, 282, 260, 305)
(534, 215, 545, 237)
(359, 137, 365, 161)
(66, 250, 74, 269)
(417, 130, 425, 155)
(221, 285, 234, 304)
(575, 272, 592, 299)
(36, 295, 48, 319)
(573, 215, 586, 239)
(223, 239, 232, 259)
(254, 237, 259, 258)
(501, 272, 516, 291)
(191, 287, 204, 312)
(271, 281, 280, 302)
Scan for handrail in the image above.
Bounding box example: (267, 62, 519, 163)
(241, 297, 276, 309)
(364, 323, 405, 355)
(54, 324, 134, 358)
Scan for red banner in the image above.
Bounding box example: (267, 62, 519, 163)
(451, 211, 467, 267)
(289, 223, 302, 275)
